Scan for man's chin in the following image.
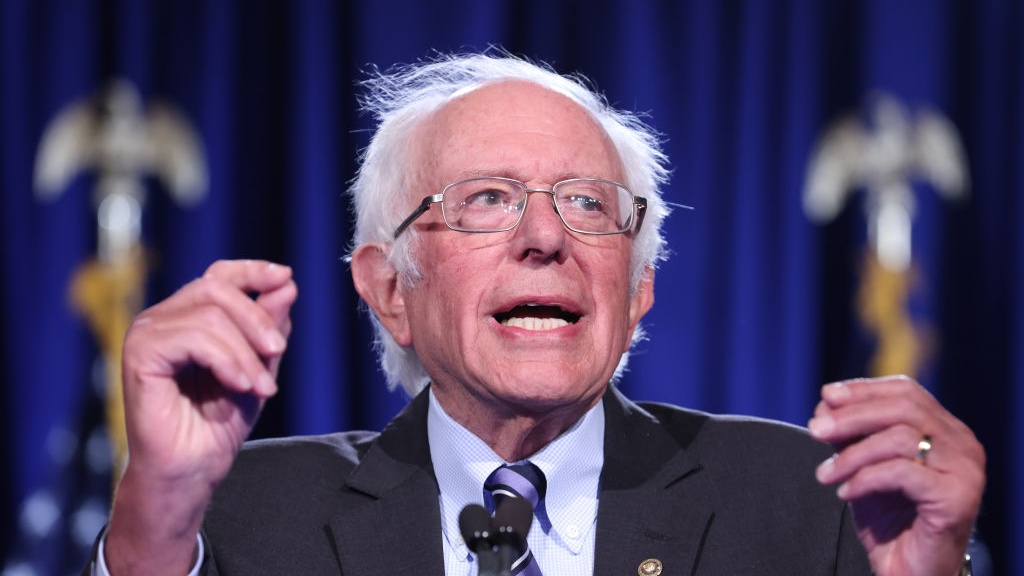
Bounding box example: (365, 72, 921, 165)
(491, 380, 608, 416)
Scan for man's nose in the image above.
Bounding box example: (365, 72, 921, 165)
(510, 189, 568, 260)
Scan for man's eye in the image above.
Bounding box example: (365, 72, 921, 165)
(463, 189, 511, 207)
(566, 194, 604, 212)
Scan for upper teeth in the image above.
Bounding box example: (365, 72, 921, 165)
(501, 317, 570, 330)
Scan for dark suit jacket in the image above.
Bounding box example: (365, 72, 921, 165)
(188, 387, 871, 575)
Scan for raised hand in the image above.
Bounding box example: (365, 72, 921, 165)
(810, 376, 985, 576)
(105, 260, 298, 576)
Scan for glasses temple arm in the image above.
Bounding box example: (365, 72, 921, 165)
(632, 197, 648, 234)
(393, 194, 443, 239)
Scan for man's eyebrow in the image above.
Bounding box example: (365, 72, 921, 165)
(451, 168, 603, 182)
(457, 168, 516, 180)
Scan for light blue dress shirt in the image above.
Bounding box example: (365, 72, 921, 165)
(427, 390, 604, 576)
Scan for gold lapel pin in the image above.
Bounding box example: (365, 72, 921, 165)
(638, 558, 663, 576)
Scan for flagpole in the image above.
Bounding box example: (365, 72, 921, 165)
(34, 78, 207, 483)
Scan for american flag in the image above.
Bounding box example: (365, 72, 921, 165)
(3, 356, 113, 576)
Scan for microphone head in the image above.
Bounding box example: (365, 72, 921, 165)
(458, 504, 494, 549)
(493, 497, 533, 544)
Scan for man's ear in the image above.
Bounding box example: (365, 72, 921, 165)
(350, 243, 412, 346)
(625, 266, 655, 347)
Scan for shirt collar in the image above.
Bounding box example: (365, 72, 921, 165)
(427, 388, 605, 558)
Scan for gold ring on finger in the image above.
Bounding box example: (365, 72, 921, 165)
(915, 434, 933, 465)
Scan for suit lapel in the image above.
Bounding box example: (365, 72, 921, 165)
(323, 387, 715, 576)
(327, 390, 446, 575)
(594, 388, 713, 576)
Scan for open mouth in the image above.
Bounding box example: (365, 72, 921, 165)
(494, 304, 581, 331)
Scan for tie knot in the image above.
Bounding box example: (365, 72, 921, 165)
(483, 461, 547, 513)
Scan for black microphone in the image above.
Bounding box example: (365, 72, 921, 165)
(459, 504, 499, 576)
(493, 498, 534, 576)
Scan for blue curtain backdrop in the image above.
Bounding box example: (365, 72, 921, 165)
(1, 1, 1019, 574)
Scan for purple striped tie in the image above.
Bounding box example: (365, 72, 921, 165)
(484, 462, 546, 576)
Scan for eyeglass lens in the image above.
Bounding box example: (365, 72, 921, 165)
(441, 177, 633, 233)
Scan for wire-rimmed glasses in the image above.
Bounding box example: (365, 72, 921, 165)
(392, 176, 647, 239)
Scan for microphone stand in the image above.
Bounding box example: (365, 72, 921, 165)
(459, 504, 499, 576)
(493, 498, 534, 576)
(460, 499, 534, 576)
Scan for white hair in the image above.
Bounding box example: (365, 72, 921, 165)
(349, 50, 671, 397)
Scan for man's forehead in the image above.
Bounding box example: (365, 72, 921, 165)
(412, 80, 622, 185)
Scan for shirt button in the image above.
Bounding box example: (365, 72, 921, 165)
(566, 524, 581, 540)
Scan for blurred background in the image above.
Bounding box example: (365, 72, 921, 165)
(1, 1, 1019, 574)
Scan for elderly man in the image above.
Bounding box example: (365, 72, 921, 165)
(89, 53, 984, 576)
